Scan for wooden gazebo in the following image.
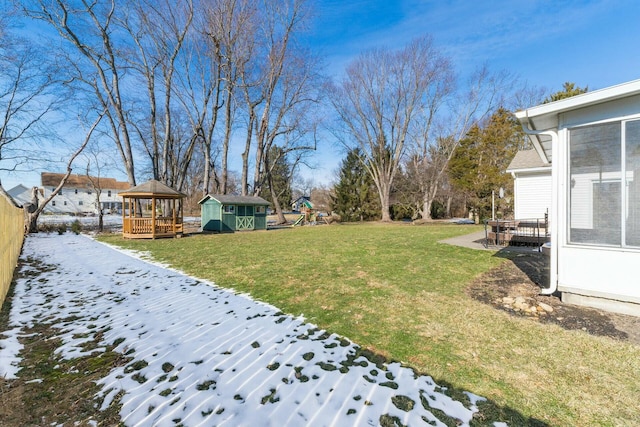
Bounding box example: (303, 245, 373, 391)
(119, 180, 186, 239)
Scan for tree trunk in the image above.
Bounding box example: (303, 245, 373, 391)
(98, 211, 104, 232)
(422, 199, 432, 221)
(379, 182, 392, 222)
(221, 87, 234, 194)
(24, 187, 40, 233)
(268, 172, 287, 225)
(241, 111, 255, 196)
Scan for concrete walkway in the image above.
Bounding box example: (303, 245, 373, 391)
(439, 230, 491, 251)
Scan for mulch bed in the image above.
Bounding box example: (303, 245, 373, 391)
(467, 250, 640, 345)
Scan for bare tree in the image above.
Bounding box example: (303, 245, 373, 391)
(24, 111, 104, 232)
(174, 25, 224, 195)
(25, 0, 138, 187)
(411, 65, 515, 219)
(0, 36, 60, 179)
(331, 36, 451, 221)
(203, 0, 256, 194)
(83, 137, 118, 232)
(247, 0, 322, 223)
(122, 0, 193, 186)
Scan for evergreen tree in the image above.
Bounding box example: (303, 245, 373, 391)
(263, 146, 292, 209)
(332, 149, 381, 221)
(544, 82, 588, 103)
(448, 108, 525, 220)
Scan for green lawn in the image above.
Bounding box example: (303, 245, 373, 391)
(99, 222, 640, 426)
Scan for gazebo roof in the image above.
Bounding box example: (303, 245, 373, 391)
(119, 179, 186, 198)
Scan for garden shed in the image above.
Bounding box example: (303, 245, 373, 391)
(199, 194, 270, 232)
(120, 180, 186, 239)
(515, 79, 640, 316)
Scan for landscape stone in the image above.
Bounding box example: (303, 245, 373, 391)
(538, 302, 553, 313)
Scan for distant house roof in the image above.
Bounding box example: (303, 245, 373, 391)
(119, 179, 185, 198)
(41, 172, 130, 190)
(6, 184, 32, 207)
(7, 184, 30, 198)
(198, 194, 270, 205)
(506, 150, 552, 173)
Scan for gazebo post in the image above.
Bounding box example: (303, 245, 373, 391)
(172, 199, 176, 234)
(151, 197, 157, 239)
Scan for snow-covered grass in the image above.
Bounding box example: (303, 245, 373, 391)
(0, 233, 489, 426)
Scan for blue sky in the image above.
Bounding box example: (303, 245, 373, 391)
(309, 0, 640, 89)
(300, 0, 640, 185)
(3, 0, 640, 191)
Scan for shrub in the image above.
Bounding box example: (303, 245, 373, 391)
(71, 219, 82, 235)
(57, 223, 67, 235)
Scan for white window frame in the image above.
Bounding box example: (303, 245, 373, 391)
(568, 117, 640, 248)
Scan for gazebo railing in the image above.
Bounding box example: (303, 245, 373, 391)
(124, 217, 183, 236)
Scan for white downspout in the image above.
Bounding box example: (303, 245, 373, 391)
(520, 119, 559, 295)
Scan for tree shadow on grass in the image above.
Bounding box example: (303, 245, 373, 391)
(353, 348, 549, 427)
(428, 376, 549, 427)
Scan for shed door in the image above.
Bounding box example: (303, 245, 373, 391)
(236, 205, 254, 230)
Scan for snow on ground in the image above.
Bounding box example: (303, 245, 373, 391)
(0, 233, 489, 426)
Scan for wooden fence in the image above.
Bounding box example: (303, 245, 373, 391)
(0, 190, 24, 308)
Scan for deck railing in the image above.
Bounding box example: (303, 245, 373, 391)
(484, 216, 549, 247)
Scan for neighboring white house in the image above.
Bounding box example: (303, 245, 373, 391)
(41, 172, 130, 215)
(515, 79, 640, 316)
(506, 150, 552, 219)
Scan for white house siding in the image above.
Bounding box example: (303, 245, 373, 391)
(513, 172, 552, 219)
(559, 247, 640, 313)
(43, 187, 125, 215)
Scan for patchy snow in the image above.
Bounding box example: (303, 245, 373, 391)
(0, 233, 490, 426)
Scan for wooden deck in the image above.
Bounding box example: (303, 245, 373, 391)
(485, 219, 549, 246)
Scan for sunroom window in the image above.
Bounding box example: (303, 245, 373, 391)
(625, 120, 640, 246)
(569, 119, 640, 247)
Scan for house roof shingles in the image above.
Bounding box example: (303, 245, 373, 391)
(41, 172, 130, 191)
(506, 150, 551, 172)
